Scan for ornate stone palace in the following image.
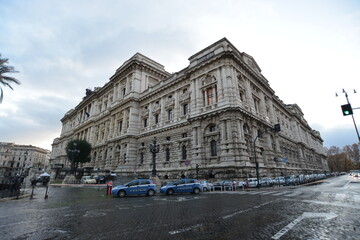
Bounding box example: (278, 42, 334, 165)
(50, 38, 329, 180)
(0, 142, 50, 183)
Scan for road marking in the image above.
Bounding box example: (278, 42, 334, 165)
(353, 194, 360, 202)
(259, 191, 278, 195)
(302, 199, 360, 209)
(284, 191, 302, 197)
(169, 224, 203, 235)
(272, 191, 291, 196)
(334, 193, 346, 201)
(271, 212, 337, 240)
(343, 181, 351, 189)
(223, 199, 280, 219)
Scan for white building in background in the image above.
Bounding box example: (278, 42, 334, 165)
(0, 142, 50, 183)
(50, 38, 328, 180)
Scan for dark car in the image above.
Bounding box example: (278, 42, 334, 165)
(93, 175, 106, 184)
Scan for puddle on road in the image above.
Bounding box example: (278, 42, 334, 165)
(83, 210, 107, 217)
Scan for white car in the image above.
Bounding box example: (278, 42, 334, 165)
(200, 180, 213, 191)
(81, 176, 97, 184)
(246, 178, 259, 188)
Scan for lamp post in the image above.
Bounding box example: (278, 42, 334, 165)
(16, 150, 28, 199)
(253, 134, 261, 189)
(68, 143, 80, 175)
(336, 89, 360, 142)
(149, 137, 160, 177)
(20, 150, 28, 177)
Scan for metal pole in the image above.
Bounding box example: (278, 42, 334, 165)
(344, 89, 360, 142)
(253, 135, 260, 188)
(150, 137, 159, 177)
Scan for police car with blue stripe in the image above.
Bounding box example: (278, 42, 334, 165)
(112, 179, 156, 198)
(160, 178, 202, 195)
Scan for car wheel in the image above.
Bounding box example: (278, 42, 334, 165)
(118, 190, 126, 198)
(203, 187, 208, 192)
(167, 189, 174, 195)
(147, 189, 155, 197)
(193, 188, 200, 194)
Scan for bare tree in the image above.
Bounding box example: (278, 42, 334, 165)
(0, 54, 20, 103)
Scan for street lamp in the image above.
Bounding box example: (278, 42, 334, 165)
(149, 137, 160, 177)
(68, 143, 80, 175)
(20, 150, 28, 177)
(336, 89, 360, 142)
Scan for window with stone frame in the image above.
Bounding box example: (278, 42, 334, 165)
(119, 120, 123, 132)
(168, 109, 173, 120)
(181, 145, 187, 160)
(210, 140, 217, 156)
(203, 85, 218, 105)
(154, 114, 159, 124)
(140, 152, 144, 164)
(144, 118, 148, 128)
(209, 125, 216, 132)
(183, 103, 189, 115)
(165, 148, 170, 161)
(253, 95, 260, 112)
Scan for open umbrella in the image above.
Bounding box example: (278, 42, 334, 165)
(39, 172, 50, 177)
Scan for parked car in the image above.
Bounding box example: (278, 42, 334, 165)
(246, 178, 260, 188)
(112, 179, 156, 198)
(93, 175, 106, 184)
(285, 175, 299, 186)
(274, 177, 285, 186)
(213, 180, 235, 190)
(160, 179, 202, 195)
(261, 178, 274, 187)
(81, 176, 97, 184)
(237, 181, 247, 189)
(200, 180, 213, 191)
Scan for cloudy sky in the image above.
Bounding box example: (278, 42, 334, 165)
(0, 0, 359, 151)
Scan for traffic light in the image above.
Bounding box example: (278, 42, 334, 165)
(341, 104, 353, 116)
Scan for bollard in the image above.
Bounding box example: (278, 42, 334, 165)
(106, 182, 113, 195)
(30, 186, 35, 200)
(44, 185, 49, 199)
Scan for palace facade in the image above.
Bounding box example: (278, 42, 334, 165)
(0, 142, 50, 183)
(50, 38, 328, 180)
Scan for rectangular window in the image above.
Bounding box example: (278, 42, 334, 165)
(144, 118, 147, 128)
(119, 121, 123, 132)
(183, 104, 188, 115)
(155, 114, 159, 124)
(166, 148, 170, 161)
(168, 109, 173, 120)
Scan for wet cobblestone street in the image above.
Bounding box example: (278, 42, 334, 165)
(1, 175, 359, 239)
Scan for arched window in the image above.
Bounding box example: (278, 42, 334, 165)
(182, 145, 187, 160)
(210, 140, 217, 156)
(166, 148, 170, 161)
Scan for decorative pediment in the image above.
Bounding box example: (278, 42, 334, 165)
(201, 74, 216, 87)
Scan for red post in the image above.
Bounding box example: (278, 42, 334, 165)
(106, 183, 113, 195)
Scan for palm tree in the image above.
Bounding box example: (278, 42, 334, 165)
(0, 54, 20, 103)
